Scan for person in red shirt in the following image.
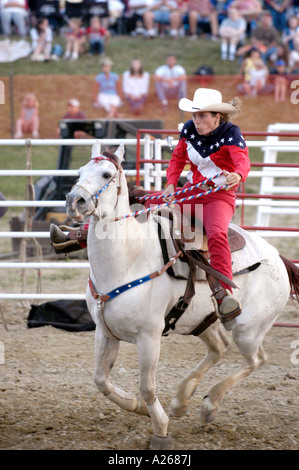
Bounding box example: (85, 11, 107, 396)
(63, 17, 86, 62)
(86, 16, 110, 55)
(159, 88, 250, 320)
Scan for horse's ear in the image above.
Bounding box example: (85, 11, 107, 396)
(114, 143, 125, 163)
(91, 140, 101, 158)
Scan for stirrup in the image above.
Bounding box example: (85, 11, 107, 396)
(218, 290, 242, 323)
(50, 224, 69, 244)
(50, 223, 82, 254)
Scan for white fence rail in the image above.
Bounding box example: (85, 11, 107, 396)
(0, 137, 298, 301)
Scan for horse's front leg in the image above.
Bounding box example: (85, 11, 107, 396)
(137, 333, 173, 450)
(93, 326, 148, 416)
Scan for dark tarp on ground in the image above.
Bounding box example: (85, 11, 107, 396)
(27, 300, 96, 332)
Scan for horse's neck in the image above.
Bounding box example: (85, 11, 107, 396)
(87, 183, 157, 287)
(88, 216, 157, 292)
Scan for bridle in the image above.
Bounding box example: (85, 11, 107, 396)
(70, 154, 123, 217)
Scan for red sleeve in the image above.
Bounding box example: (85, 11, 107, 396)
(228, 145, 251, 182)
(166, 138, 188, 187)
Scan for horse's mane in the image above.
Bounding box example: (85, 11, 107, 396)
(102, 149, 156, 206)
(102, 151, 122, 169)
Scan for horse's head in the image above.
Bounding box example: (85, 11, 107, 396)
(66, 140, 125, 221)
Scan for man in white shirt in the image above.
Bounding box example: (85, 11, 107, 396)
(1, 0, 28, 36)
(154, 53, 187, 108)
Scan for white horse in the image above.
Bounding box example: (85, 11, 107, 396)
(65, 141, 299, 450)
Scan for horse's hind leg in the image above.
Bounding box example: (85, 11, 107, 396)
(93, 326, 148, 416)
(171, 322, 231, 417)
(200, 340, 267, 423)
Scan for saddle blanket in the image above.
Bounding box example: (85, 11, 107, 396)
(155, 215, 267, 281)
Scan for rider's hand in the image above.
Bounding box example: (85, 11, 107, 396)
(223, 171, 242, 190)
(162, 184, 175, 202)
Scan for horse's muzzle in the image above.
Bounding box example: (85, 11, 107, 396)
(66, 190, 92, 219)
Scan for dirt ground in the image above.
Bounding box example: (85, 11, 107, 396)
(0, 293, 298, 451)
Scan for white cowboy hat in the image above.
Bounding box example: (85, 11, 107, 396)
(179, 88, 236, 114)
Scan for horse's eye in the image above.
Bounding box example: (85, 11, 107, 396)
(103, 173, 112, 179)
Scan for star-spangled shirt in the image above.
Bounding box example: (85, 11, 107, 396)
(167, 120, 250, 189)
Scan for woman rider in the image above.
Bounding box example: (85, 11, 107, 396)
(159, 88, 250, 320)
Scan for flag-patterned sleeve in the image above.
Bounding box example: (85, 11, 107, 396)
(166, 137, 188, 187)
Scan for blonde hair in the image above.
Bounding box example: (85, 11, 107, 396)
(23, 93, 39, 108)
(70, 17, 82, 28)
(219, 96, 242, 122)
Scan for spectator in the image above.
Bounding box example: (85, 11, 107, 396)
(1, 0, 28, 36)
(287, 0, 299, 17)
(30, 17, 53, 62)
(282, 15, 299, 51)
(263, 0, 290, 32)
(267, 43, 289, 71)
(108, 0, 126, 30)
(183, 0, 219, 40)
(154, 53, 187, 109)
(228, 0, 262, 28)
(250, 10, 279, 63)
(125, 0, 151, 35)
(57, 98, 87, 137)
(62, 98, 86, 119)
(63, 17, 86, 62)
(86, 16, 110, 56)
(246, 57, 269, 96)
(288, 35, 299, 73)
(238, 48, 271, 96)
(92, 57, 122, 118)
(14, 93, 40, 139)
(219, 7, 247, 61)
(272, 59, 289, 102)
(143, 0, 182, 38)
(122, 58, 150, 114)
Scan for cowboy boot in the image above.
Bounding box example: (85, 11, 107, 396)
(212, 285, 242, 323)
(50, 224, 87, 254)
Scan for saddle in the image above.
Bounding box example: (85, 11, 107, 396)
(155, 208, 246, 282)
(153, 208, 258, 336)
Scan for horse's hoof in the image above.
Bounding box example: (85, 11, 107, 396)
(170, 397, 188, 418)
(135, 397, 150, 417)
(200, 397, 217, 423)
(170, 404, 188, 418)
(150, 433, 173, 450)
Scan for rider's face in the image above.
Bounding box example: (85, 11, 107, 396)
(192, 112, 220, 136)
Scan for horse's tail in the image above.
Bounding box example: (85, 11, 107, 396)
(280, 255, 299, 304)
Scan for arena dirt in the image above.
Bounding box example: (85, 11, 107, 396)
(0, 296, 298, 451)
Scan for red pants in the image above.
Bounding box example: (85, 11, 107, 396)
(145, 183, 236, 291)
